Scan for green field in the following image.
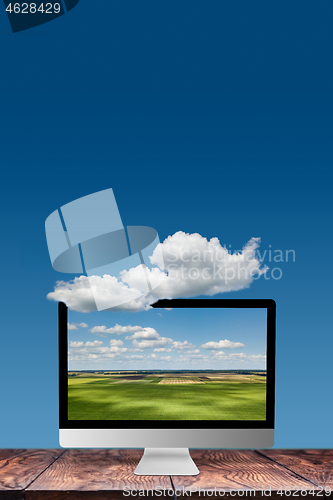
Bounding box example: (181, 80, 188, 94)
(68, 371, 266, 420)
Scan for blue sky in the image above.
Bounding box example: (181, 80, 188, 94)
(68, 308, 267, 371)
(0, 0, 333, 448)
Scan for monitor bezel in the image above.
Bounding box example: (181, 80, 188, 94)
(59, 298, 275, 430)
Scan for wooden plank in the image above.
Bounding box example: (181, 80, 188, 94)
(25, 449, 172, 498)
(172, 450, 316, 496)
(26, 493, 140, 500)
(0, 449, 63, 500)
(0, 451, 22, 462)
(259, 450, 333, 488)
(0, 449, 331, 500)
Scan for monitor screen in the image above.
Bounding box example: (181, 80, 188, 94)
(60, 300, 275, 428)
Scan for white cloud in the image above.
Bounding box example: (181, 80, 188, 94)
(68, 323, 78, 330)
(68, 322, 89, 330)
(68, 338, 128, 363)
(149, 232, 268, 299)
(200, 339, 245, 350)
(85, 340, 103, 347)
(147, 353, 171, 361)
(108, 338, 127, 354)
(68, 335, 266, 367)
(90, 324, 144, 335)
(90, 325, 163, 342)
(211, 350, 226, 357)
(109, 346, 127, 353)
(47, 275, 151, 313)
(132, 337, 173, 350)
(125, 328, 160, 340)
(172, 340, 196, 351)
(70, 340, 103, 348)
(48, 232, 267, 313)
(110, 339, 124, 347)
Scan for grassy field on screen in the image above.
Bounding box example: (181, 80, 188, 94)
(68, 371, 266, 420)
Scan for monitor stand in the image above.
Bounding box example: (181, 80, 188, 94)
(134, 448, 199, 475)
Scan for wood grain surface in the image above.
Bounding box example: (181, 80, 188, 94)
(0, 449, 63, 500)
(25, 492, 141, 500)
(259, 450, 333, 488)
(171, 450, 316, 495)
(0, 449, 332, 500)
(0, 450, 63, 490)
(25, 449, 172, 492)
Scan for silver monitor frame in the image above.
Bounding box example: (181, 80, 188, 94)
(59, 299, 275, 451)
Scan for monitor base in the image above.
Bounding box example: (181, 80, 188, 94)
(134, 448, 199, 476)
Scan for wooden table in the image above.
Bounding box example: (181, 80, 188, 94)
(0, 449, 332, 500)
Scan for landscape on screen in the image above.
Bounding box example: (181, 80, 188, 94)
(68, 369, 267, 420)
(67, 308, 267, 421)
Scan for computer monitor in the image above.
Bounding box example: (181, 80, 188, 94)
(59, 298, 276, 475)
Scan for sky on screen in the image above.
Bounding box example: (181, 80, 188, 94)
(68, 307, 267, 371)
